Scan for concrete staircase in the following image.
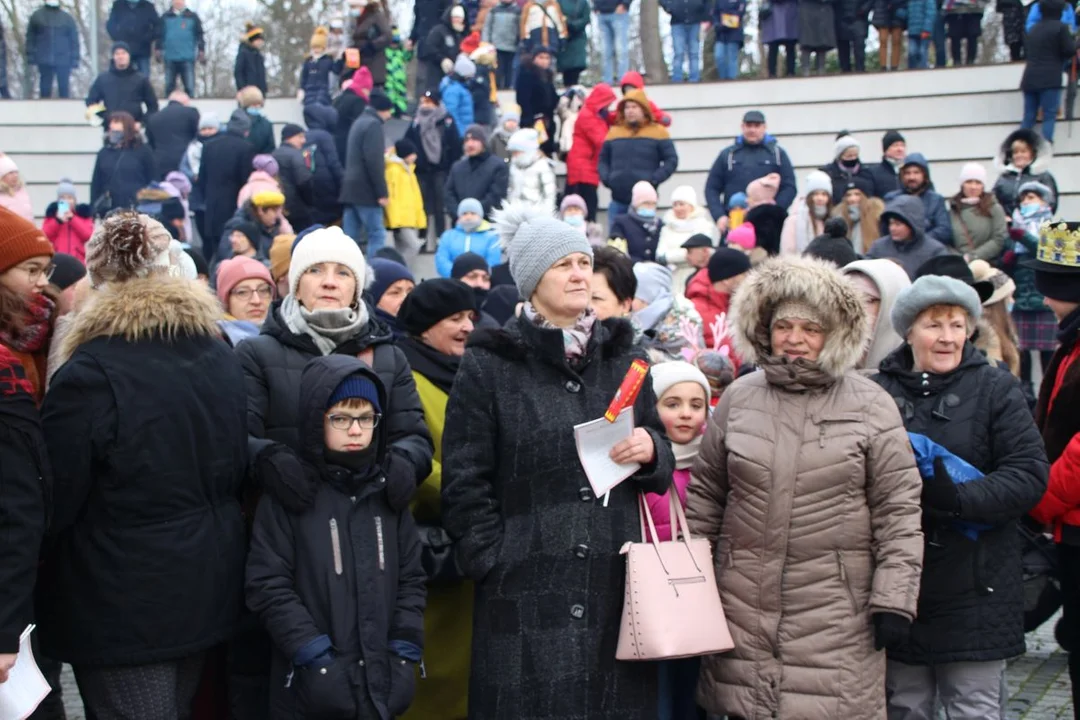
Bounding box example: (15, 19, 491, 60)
(3, 63, 1076, 224)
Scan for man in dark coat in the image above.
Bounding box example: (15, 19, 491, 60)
(105, 0, 158, 75)
(272, 124, 316, 235)
(234, 24, 267, 95)
(1019, 0, 1077, 144)
(704, 109, 797, 224)
(404, 90, 461, 241)
(199, 109, 257, 260)
(868, 129, 905, 198)
(302, 103, 345, 226)
(340, 91, 394, 254)
(866, 194, 949, 279)
(884, 152, 953, 247)
(146, 90, 200, 179)
(419, 4, 466, 93)
(26, 0, 80, 98)
(85, 42, 159, 125)
(412, 0, 454, 61)
(444, 124, 508, 218)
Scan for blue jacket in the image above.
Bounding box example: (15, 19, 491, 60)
(439, 75, 474, 139)
(905, 0, 935, 35)
(711, 0, 747, 43)
(1027, 1, 1076, 31)
(156, 8, 203, 62)
(300, 54, 336, 107)
(435, 222, 501, 277)
(883, 152, 953, 246)
(106, 0, 159, 58)
(26, 6, 79, 68)
(704, 134, 797, 220)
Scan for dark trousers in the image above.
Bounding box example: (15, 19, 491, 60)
(74, 653, 205, 720)
(164, 60, 195, 95)
(945, 13, 981, 65)
(38, 64, 71, 98)
(837, 38, 867, 72)
(1057, 543, 1080, 719)
(1009, 41, 1024, 61)
(418, 169, 448, 239)
(565, 182, 599, 222)
(495, 50, 516, 89)
(1021, 350, 1056, 395)
(767, 41, 797, 77)
(563, 68, 583, 86)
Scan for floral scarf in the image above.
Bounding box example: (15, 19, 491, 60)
(0, 293, 54, 353)
(524, 302, 597, 360)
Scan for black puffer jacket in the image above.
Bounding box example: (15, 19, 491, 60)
(236, 301, 433, 487)
(246, 356, 426, 720)
(872, 343, 1048, 664)
(234, 41, 267, 94)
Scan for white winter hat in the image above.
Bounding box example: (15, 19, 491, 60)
(650, 360, 711, 405)
(958, 162, 987, 186)
(670, 185, 698, 207)
(288, 226, 369, 303)
(0, 154, 18, 177)
(834, 134, 861, 159)
(805, 170, 833, 197)
(507, 128, 540, 154)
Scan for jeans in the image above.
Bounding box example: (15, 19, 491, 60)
(670, 23, 701, 82)
(132, 54, 151, 77)
(164, 60, 195, 95)
(932, 13, 947, 66)
(908, 36, 930, 69)
(607, 199, 629, 233)
(38, 63, 71, 98)
(495, 50, 516, 89)
(598, 12, 630, 84)
(343, 205, 387, 256)
(1022, 88, 1062, 143)
(714, 41, 740, 79)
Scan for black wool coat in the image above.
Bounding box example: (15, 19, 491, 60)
(246, 356, 426, 720)
(441, 316, 675, 720)
(872, 343, 1049, 664)
(333, 89, 368, 161)
(89, 143, 156, 218)
(340, 107, 389, 206)
(444, 151, 509, 217)
(146, 100, 200, 179)
(39, 278, 249, 666)
(868, 157, 900, 198)
(198, 130, 256, 253)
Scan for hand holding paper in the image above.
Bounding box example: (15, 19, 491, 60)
(609, 427, 656, 466)
(574, 408, 641, 497)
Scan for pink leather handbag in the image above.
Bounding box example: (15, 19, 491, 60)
(616, 491, 735, 661)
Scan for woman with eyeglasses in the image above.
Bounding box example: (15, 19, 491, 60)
(215, 256, 276, 346)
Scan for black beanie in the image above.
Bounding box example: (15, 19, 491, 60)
(451, 251, 490, 280)
(803, 218, 859, 267)
(281, 123, 305, 143)
(708, 247, 752, 283)
(370, 91, 393, 112)
(231, 221, 262, 248)
(398, 278, 477, 336)
(882, 130, 905, 152)
(50, 252, 86, 290)
(1035, 270, 1080, 303)
(395, 138, 418, 159)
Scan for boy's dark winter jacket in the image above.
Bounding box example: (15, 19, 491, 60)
(610, 210, 663, 263)
(246, 355, 426, 719)
(234, 41, 267, 94)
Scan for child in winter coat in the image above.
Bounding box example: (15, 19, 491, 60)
(658, 185, 719, 290)
(507, 128, 557, 213)
(440, 55, 477, 138)
(246, 356, 426, 720)
(468, 40, 499, 127)
(299, 27, 337, 106)
(609, 180, 664, 263)
(1007, 181, 1058, 376)
(42, 179, 94, 262)
(647, 360, 712, 717)
(384, 139, 428, 269)
(726, 191, 748, 228)
(0, 154, 33, 221)
(489, 107, 520, 160)
(435, 198, 502, 277)
(238, 154, 282, 207)
(385, 29, 411, 117)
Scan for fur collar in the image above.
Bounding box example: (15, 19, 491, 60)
(57, 277, 223, 366)
(731, 255, 868, 379)
(469, 315, 636, 362)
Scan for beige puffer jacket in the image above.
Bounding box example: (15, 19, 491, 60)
(687, 256, 924, 720)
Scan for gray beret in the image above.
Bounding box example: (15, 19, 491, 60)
(891, 274, 983, 339)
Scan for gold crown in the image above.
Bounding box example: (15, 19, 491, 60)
(1036, 221, 1080, 269)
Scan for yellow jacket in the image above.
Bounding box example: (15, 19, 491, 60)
(384, 155, 428, 230)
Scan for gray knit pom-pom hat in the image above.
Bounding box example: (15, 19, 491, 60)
(493, 201, 594, 301)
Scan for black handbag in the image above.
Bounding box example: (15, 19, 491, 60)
(1020, 520, 1061, 633)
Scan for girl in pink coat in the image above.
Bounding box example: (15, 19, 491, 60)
(0, 154, 33, 222)
(236, 154, 283, 207)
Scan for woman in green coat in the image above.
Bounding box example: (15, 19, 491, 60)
(396, 279, 480, 720)
(558, 0, 591, 85)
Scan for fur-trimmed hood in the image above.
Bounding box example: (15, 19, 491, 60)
(55, 277, 223, 368)
(995, 128, 1053, 175)
(731, 255, 868, 378)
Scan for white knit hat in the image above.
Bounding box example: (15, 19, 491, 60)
(494, 201, 593, 301)
(958, 162, 987, 186)
(650, 360, 712, 405)
(833, 135, 860, 160)
(0, 154, 18, 177)
(805, 170, 833, 197)
(507, 128, 540, 154)
(288, 226, 369, 303)
(670, 185, 698, 207)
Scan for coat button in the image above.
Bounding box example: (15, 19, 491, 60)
(565, 380, 581, 393)
(570, 604, 585, 619)
(579, 487, 592, 502)
(358, 660, 365, 667)
(574, 544, 589, 558)
(319, 667, 327, 675)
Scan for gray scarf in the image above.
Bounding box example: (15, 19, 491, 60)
(414, 106, 446, 165)
(281, 294, 369, 356)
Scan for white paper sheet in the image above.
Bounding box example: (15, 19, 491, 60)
(0, 626, 50, 720)
(574, 407, 640, 497)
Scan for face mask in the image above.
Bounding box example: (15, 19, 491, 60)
(840, 158, 859, 169)
(1020, 203, 1042, 218)
(847, 205, 861, 222)
(107, 129, 124, 145)
(1006, 300, 1015, 313)
(246, 107, 262, 116)
(459, 217, 481, 231)
(512, 153, 535, 168)
(812, 205, 827, 219)
(564, 214, 584, 227)
(45, 0, 60, 6)
(636, 207, 656, 219)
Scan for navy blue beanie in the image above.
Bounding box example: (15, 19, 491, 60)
(368, 258, 415, 303)
(326, 375, 382, 412)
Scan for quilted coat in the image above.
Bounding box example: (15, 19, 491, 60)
(686, 256, 925, 720)
(565, 83, 617, 187)
(440, 316, 675, 720)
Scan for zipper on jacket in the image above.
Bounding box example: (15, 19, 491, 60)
(329, 519, 343, 576)
(836, 550, 860, 613)
(375, 516, 385, 571)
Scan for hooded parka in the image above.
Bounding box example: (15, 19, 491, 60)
(687, 255, 924, 720)
(566, 83, 617, 187)
(598, 89, 678, 206)
(991, 129, 1060, 216)
(841, 258, 911, 369)
(865, 194, 949, 279)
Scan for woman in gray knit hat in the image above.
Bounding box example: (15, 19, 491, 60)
(440, 201, 675, 720)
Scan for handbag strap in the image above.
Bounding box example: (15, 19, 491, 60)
(637, 488, 694, 544)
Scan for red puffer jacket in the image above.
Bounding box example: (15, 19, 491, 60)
(685, 268, 739, 370)
(1030, 333, 1080, 542)
(565, 83, 616, 187)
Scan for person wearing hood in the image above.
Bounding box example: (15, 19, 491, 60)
(515, 47, 560, 156)
(868, 129, 906, 199)
(948, 162, 1008, 263)
(404, 89, 461, 247)
(440, 54, 476, 136)
(436, 198, 501, 277)
(85, 42, 158, 125)
(613, 71, 673, 127)
(237, 153, 281, 207)
(352, 0, 393, 86)
(631, 261, 703, 363)
(216, 256, 275, 345)
(44, 179, 94, 261)
(1020, 0, 1076, 144)
(884, 153, 953, 247)
(367, 257, 416, 339)
(219, 191, 295, 262)
(705, 110, 797, 225)
(146, 90, 199, 179)
(445, 124, 509, 218)
(333, 66, 373, 159)
(105, 0, 158, 75)
(302, 103, 345, 225)
(1008, 180, 1058, 393)
(440, 201, 675, 720)
(0, 155, 32, 222)
(506, 128, 557, 213)
(991, 128, 1059, 217)
(39, 212, 249, 720)
(565, 84, 616, 222)
(199, 109, 257, 259)
(821, 133, 877, 205)
(341, 92, 395, 255)
(489, 107, 519, 160)
(421, 5, 467, 93)
(657, 185, 718, 288)
(842, 258, 911, 369)
(687, 254, 924, 720)
(599, 90, 678, 229)
(26, 0, 80, 98)
(871, 275, 1047, 719)
(298, 26, 336, 107)
(866, 194, 949, 280)
(384, 139, 427, 268)
(234, 22, 267, 95)
(273, 124, 316, 233)
(609, 180, 664, 263)
(89, 110, 156, 218)
(246, 355, 426, 720)
(395, 278, 478, 718)
(780, 170, 835, 255)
